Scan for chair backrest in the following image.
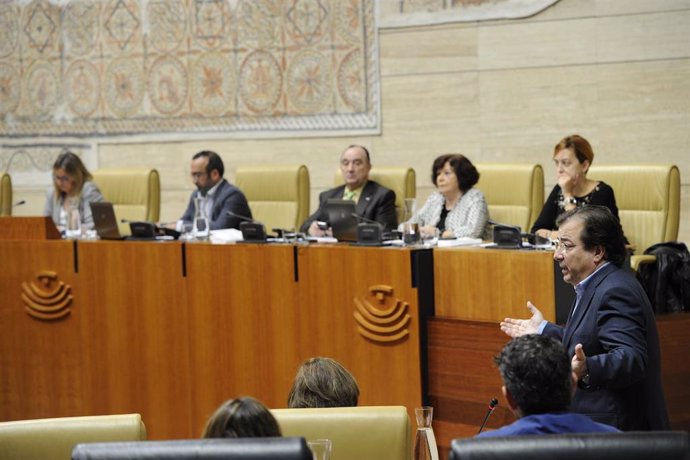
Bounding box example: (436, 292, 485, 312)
(271, 406, 411, 460)
(588, 164, 680, 254)
(475, 163, 544, 231)
(0, 172, 11, 216)
(71, 437, 312, 460)
(0, 413, 146, 460)
(92, 169, 161, 234)
(333, 167, 416, 222)
(235, 165, 310, 231)
(449, 431, 690, 460)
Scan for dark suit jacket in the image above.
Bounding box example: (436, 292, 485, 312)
(543, 263, 670, 431)
(181, 179, 252, 230)
(299, 180, 397, 233)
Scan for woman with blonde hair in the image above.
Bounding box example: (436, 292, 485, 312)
(44, 151, 104, 231)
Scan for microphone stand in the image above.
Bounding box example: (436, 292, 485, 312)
(477, 398, 498, 434)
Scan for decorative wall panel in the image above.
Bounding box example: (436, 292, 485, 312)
(0, 0, 380, 137)
(379, 0, 560, 28)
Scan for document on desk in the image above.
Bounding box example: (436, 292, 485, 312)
(209, 228, 244, 243)
(438, 237, 483, 248)
(306, 236, 338, 243)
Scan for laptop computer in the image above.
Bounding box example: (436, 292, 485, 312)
(90, 202, 125, 240)
(326, 199, 358, 242)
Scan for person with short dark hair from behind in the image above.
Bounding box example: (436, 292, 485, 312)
(202, 396, 282, 438)
(287, 357, 359, 408)
(400, 153, 489, 239)
(177, 150, 252, 231)
(44, 150, 105, 231)
(477, 334, 619, 437)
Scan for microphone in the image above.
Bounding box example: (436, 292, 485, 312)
(226, 211, 267, 242)
(477, 398, 498, 434)
(350, 212, 383, 245)
(487, 219, 549, 245)
(226, 210, 260, 224)
(350, 212, 382, 228)
(487, 219, 519, 229)
(0, 200, 26, 214)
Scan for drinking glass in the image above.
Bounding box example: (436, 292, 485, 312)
(422, 227, 439, 247)
(192, 197, 209, 240)
(307, 439, 331, 460)
(403, 222, 421, 246)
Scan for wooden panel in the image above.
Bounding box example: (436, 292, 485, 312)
(297, 245, 424, 412)
(185, 243, 300, 437)
(428, 314, 690, 458)
(77, 241, 191, 439)
(0, 217, 61, 240)
(434, 247, 557, 322)
(0, 240, 83, 419)
(657, 313, 690, 431)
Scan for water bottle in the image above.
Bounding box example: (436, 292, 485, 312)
(192, 196, 209, 239)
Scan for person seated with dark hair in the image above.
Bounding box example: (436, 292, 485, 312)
(287, 357, 359, 408)
(178, 150, 252, 231)
(477, 334, 619, 437)
(202, 396, 282, 438)
(401, 153, 488, 239)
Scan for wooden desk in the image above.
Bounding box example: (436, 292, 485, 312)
(434, 246, 573, 323)
(0, 240, 432, 439)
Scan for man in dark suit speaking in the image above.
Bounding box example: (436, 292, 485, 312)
(300, 145, 397, 236)
(500, 205, 669, 431)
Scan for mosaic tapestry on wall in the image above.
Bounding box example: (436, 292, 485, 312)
(0, 0, 379, 137)
(379, 0, 560, 28)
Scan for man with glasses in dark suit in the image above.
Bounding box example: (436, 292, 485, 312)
(500, 205, 669, 431)
(178, 150, 252, 231)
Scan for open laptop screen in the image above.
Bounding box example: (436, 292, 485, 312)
(325, 199, 358, 242)
(89, 202, 123, 240)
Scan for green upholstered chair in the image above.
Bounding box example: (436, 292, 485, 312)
(272, 406, 411, 460)
(0, 413, 146, 460)
(235, 164, 310, 231)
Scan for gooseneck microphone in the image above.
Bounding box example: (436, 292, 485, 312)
(227, 211, 266, 242)
(350, 212, 382, 227)
(226, 210, 260, 224)
(477, 398, 499, 434)
(0, 200, 26, 214)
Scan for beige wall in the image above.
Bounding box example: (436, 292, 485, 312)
(12, 0, 690, 243)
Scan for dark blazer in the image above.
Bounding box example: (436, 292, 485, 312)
(181, 179, 252, 230)
(300, 180, 397, 233)
(543, 263, 670, 431)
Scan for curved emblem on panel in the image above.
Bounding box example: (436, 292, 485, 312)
(353, 285, 410, 344)
(21, 270, 73, 321)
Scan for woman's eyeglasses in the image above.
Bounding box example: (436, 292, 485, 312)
(53, 175, 72, 183)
